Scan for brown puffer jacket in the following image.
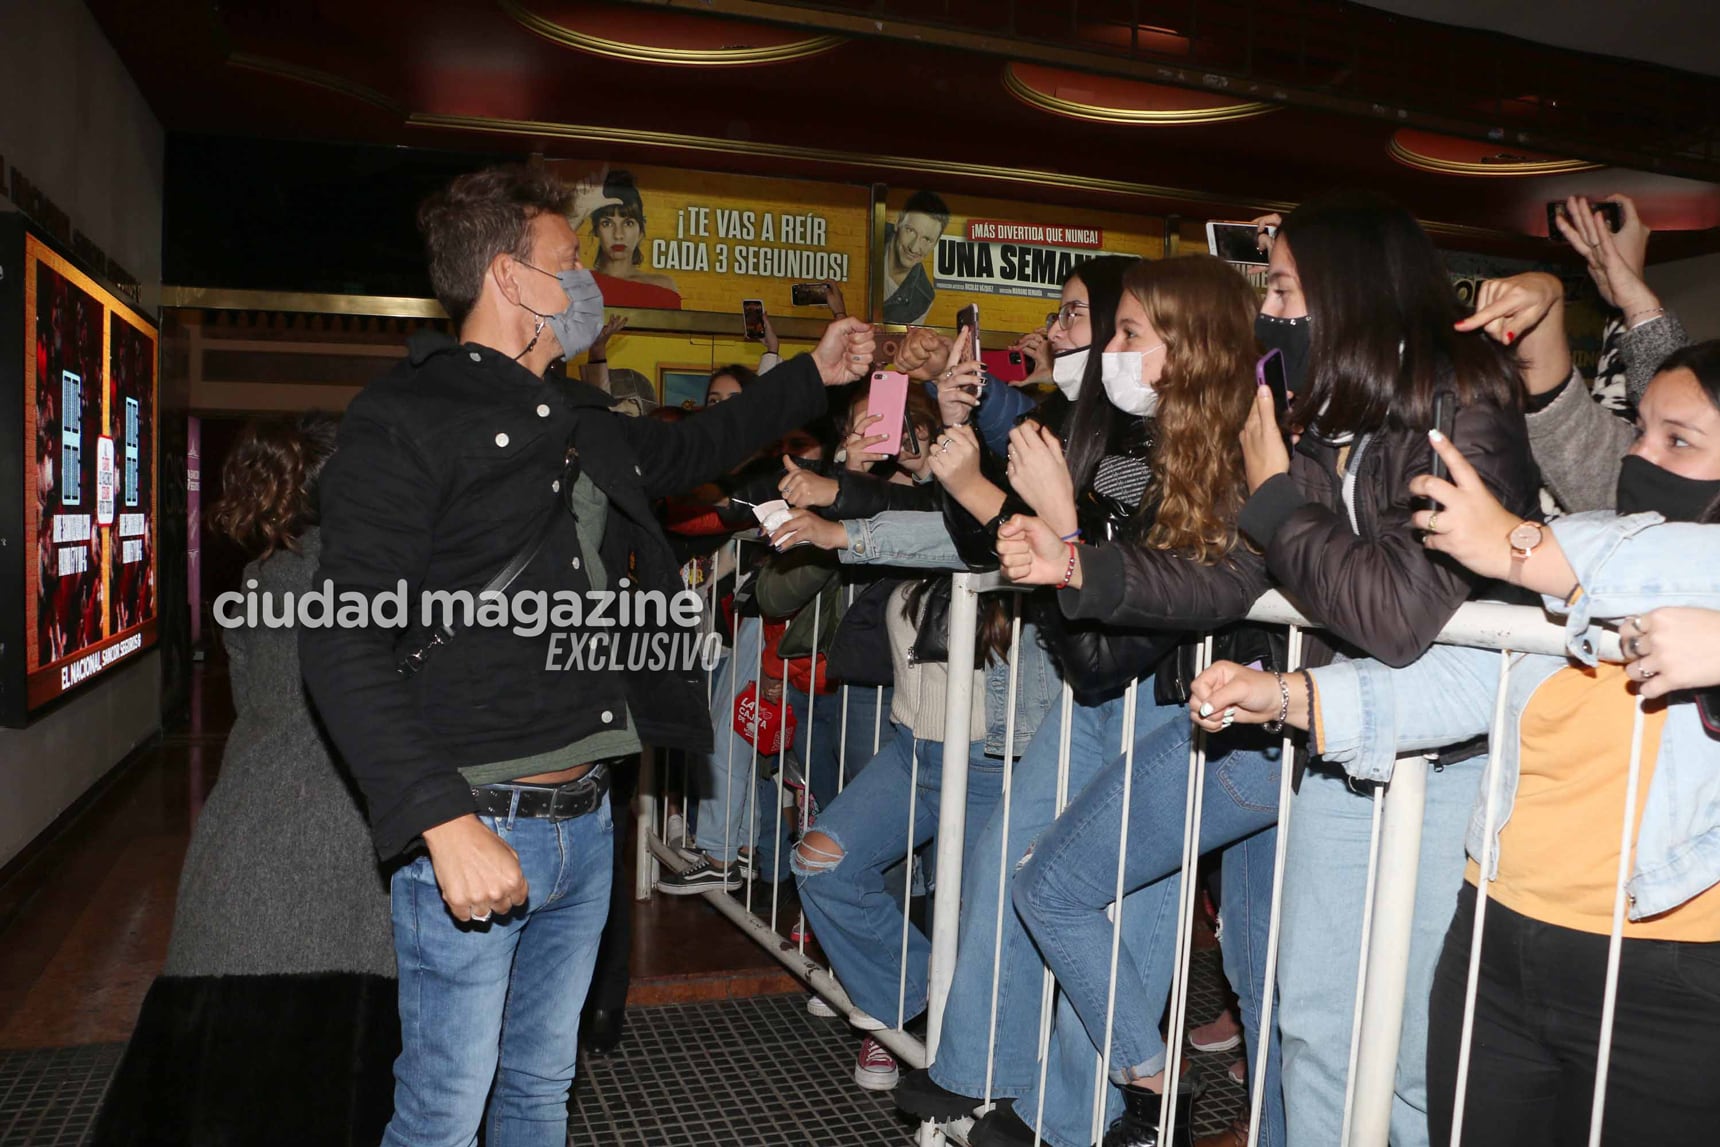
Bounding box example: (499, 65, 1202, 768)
(1063, 399, 1542, 673)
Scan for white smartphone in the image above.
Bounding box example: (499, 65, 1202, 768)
(1207, 221, 1272, 266)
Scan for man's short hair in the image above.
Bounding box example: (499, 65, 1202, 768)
(901, 190, 951, 227)
(418, 165, 571, 327)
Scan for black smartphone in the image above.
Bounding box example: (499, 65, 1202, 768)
(742, 299, 767, 341)
(1430, 390, 1458, 482)
(1547, 200, 1623, 238)
(791, 282, 830, 307)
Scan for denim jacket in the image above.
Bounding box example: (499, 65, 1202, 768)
(839, 510, 1059, 756)
(1312, 511, 1720, 920)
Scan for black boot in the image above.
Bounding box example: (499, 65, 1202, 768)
(1099, 1078, 1201, 1147)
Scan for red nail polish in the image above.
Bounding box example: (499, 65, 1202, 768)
(1505, 331, 1515, 344)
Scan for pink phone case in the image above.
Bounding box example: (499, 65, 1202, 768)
(865, 371, 910, 457)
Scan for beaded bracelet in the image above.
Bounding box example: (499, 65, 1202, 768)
(1056, 542, 1078, 590)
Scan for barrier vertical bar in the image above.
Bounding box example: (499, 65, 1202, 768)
(1587, 698, 1648, 1147)
(982, 605, 1024, 1104)
(635, 743, 658, 899)
(1347, 755, 1431, 1146)
(1093, 677, 1142, 1144)
(1032, 682, 1078, 1145)
(924, 570, 980, 1059)
(1449, 651, 1516, 1146)
(1339, 787, 1386, 1147)
(1160, 637, 1213, 1146)
(1247, 624, 1304, 1146)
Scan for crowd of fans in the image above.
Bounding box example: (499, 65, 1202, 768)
(101, 170, 1720, 1147)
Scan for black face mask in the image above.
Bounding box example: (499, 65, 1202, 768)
(1255, 313, 1311, 400)
(1615, 453, 1720, 522)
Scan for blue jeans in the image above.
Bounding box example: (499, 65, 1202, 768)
(693, 617, 891, 881)
(1007, 719, 1282, 1147)
(1276, 756, 1483, 1147)
(793, 723, 1003, 1025)
(929, 689, 1183, 1120)
(384, 802, 614, 1147)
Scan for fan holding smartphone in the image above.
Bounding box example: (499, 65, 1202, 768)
(935, 307, 988, 428)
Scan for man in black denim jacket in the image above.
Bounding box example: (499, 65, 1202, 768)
(300, 165, 871, 1147)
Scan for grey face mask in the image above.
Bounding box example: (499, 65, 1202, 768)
(516, 264, 606, 363)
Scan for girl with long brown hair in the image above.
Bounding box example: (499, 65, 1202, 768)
(893, 255, 1277, 1147)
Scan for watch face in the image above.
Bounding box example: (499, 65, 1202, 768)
(1509, 522, 1543, 550)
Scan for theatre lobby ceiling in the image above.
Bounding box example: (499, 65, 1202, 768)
(89, 0, 1720, 257)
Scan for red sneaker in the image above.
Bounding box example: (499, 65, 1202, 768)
(853, 1036, 900, 1091)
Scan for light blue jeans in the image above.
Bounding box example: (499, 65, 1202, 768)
(384, 802, 614, 1147)
(1276, 756, 1484, 1147)
(693, 616, 892, 881)
(793, 723, 1003, 1025)
(928, 688, 1184, 1136)
(1012, 718, 1284, 1147)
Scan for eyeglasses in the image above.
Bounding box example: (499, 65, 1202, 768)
(1047, 301, 1090, 330)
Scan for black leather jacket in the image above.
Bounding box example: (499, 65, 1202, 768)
(943, 405, 1183, 701)
(301, 334, 828, 859)
(1068, 399, 1542, 671)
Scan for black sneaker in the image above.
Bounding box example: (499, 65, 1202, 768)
(893, 1068, 983, 1121)
(970, 1102, 1037, 1147)
(656, 855, 743, 895)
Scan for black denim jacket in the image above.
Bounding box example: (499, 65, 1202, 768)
(300, 333, 827, 859)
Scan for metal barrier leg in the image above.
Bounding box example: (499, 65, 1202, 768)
(1347, 755, 1430, 1147)
(635, 743, 658, 900)
(924, 571, 980, 1061)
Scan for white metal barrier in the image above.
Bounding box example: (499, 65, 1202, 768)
(639, 540, 1644, 1147)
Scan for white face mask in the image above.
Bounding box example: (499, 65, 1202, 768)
(1100, 346, 1164, 417)
(1051, 346, 1089, 399)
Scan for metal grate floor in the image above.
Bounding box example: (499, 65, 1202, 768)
(0, 953, 1245, 1146)
(0, 1044, 123, 1147)
(573, 994, 916, 1145)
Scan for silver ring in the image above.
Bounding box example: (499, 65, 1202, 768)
(1627, 634, 1643, 658)
(1640, 666, 1658, 680)
(471, 911, 492, 922)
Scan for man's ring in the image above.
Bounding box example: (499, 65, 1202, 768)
(471, 911, 492, 922)
(1426, 511, 1440, 534)
(1628, 634, 1643, 658)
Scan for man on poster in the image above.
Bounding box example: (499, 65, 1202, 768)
(300, 164, 873, 1147)
(882, 190, 950, 324)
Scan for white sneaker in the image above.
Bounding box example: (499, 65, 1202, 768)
(848, 1009, 888, 1032)
(807, 995, 839, 1019)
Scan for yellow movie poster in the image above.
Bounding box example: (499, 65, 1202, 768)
(542, 161, 870, 315)
(878, 188, 1167, 336)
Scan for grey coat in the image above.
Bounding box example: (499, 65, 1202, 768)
(1529, 310, 1689, 513)
(163, 529, 396, 978)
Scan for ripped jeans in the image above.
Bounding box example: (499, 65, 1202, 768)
(793, 722, 1004, 1026)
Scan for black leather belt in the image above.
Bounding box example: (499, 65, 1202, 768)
(472, 762, 611, 822)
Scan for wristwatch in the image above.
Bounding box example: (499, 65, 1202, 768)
(1506, 521, 1545, 586)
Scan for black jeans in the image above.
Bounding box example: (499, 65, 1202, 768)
(1428, 882, 1720, 1146)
